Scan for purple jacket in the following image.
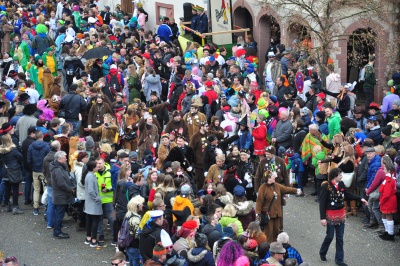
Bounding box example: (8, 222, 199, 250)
(381, 93, 400, 118)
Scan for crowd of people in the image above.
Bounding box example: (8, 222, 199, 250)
(0, 0, 400, 266)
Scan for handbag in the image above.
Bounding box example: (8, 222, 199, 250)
(124, 131, 137, 141)
(1, 156, 24, 184)
(369, 187, 380, 200)
(341, 172, 354, 188)
(259, 186, 276, 226)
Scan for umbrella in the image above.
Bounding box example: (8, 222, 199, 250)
(81, 47, 114, 60)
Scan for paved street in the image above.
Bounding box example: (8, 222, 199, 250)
(0, 185, 399, 265)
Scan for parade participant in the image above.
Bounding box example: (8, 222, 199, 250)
(256, 170, 299, 242)
(319, 168, 368, 265)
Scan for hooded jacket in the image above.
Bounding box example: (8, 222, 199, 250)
(139, 221, 164, 263)
(27, 140, 50, 172)
(367, 125, 383, 146)
(0, 145, 23, 180)
(234, 200, 256, 230)
(326, 72, 341, 101)
(50, 160, 74, 205)
(115, 180, 141, 219)
(201, 224, 221, 249)
(172, 195, 194, 222)
(327, 111, 341, 140)
(219, 216, 244, 235)
(187, 247, 215, 266)
(90, 63, 103, 83)
(366, 155, 382, 189)
(143, 74, 162, 101)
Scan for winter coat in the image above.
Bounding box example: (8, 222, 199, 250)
(356, 154, 369, 189)
(327, 111, 341, 140)
(181, 91, 195, 115)
(88, 103, 113, 128)
(301, 114, 311, 128)
(90, 63, 103, 83)
(172, 195, 194, 222)
(201, 224, 221, 249)
(367, 126, 383, 146)
(379, 174, 397, 214)
(74, 161, 85, 200)
(252, 121, 268, 155)
(50, 160, 74, 205)
(326, 73, 341, 102)
(143, 74, 162, 101)
(290, 153, 304, 173)
(115, 180, 141, 220)
(170, 83, 184, 110)
(84, 171, 102, 215)
(91, 124, 119, 144)
(234, 200, 256, 230)
(27, 140, 50, 172)
(137, 120, 159, 159)
(156, 142, 177, 169)
(366, 155, 381, 189)
(21, 137, 36, 171)
(234, 129, 252, 150)
(59, 92, 87, 121)
(16, 115, 38, 144)
(139, 221, 164, 262)
(255, 156, 289, 191)
(292, 129, 306, 154)
(43, 151, 56, 186)
(165, 119, 190, 141)
(183, 111, 207, 139)
(0, 145, 23, 181)
(206, 164, 225, 184)
(272, 119, 293, 149)
(187, 247, 215, 266)
(219, 216, 244, 234)
(189, 131, 209, 167)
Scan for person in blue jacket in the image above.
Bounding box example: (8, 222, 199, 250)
(289, 152, 305, 193)
(195, 6, 208, 44)
(366, 116, 383, 145)
(157, 17, 173, 44)
(110, 152, 130, 192)
(234, 115, 252, 150)
(190, 5, 199, 43)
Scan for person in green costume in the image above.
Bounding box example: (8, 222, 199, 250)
(72, 5, 82, 30)
(27, 56, 45, 97)
(10, 35, 30, 72)
(42, 47, 58, 76)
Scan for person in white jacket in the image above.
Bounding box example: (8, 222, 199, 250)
(325, 64, 341, 102)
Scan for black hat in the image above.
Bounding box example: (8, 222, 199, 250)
(27, 126, 37, 135)
(381, 125, 392, 136)
(226, 162, 237, 173)
(163, 161, 172, 171)
(22, 104, 37, 116)
(311, 72, 318, 80)
(207, 134, 217, 143)
(19, 93, 30, 102)
(80, 71, 88, 77)
(315, 111, 325, 120)
(194, 233, 208, 248)
(236, 115, 248, 127)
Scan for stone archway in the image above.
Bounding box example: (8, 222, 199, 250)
(339, 20, 389, 103)
(257, 13, 281, 74)
(233, 7, 253, 36)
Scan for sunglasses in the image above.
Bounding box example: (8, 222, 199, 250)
(111, 260, 121, 266)
(165, 245, 174, 250)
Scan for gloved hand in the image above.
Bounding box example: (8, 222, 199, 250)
(153, 142, 157, 148)
(187, 166, 192, 172)
(204, 172, 208, 177)
(215, 148, 223, 154)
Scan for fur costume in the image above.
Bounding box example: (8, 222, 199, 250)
(42, 68, 54, 99)
(156, 141, 177, 169)
(47, 95, 61, 116)
(37, 99, 55, 121)
(164, 145, 195, 171)
(46, 76, 62, 98)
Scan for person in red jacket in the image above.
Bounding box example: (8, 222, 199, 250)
(252, 114, 268, 161)
(203, 81, 218, 106)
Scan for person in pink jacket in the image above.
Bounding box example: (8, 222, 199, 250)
(137, 8, 147, 31)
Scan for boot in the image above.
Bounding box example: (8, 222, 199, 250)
(350, 200, 357, 216)
(344, 202, 349, 217)
(379, 233, 395, 241)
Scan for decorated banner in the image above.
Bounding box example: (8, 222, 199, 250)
(210, 0, 233, 45)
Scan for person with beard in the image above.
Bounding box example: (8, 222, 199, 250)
(165, 135, 195, 174)
(183, 103, 207, 139)
(87, 94, 112, 131)
(63, 49, 85, 90)
(146, 91, 169, 132)
(27, 56, 45, 96)
(352, 107, 368, 134)
(165, 110, 189, 140)
(90, 58, 104, 83)
(187, 121, 209, 188)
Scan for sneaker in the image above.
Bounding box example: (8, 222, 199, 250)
(62, 225, 68, 229)
(33, 208, 39, 216)
(320, 255, 327, 262)
(379, 233, 395, 241)
(47, 226, 53, 229)
(13, 207, 24, 215)
(85, 238, 91, 245)
(90, 241, 99, 248)
(98, 235, 105, 244)
(111, 241, 117, 246)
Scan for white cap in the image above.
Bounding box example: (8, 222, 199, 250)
(160, 229, 173, 246)
(267, 51, 275, 57)
(149, 210, 164, 219)
(88, 17, 97, 23)
(110, 64, 117, 69)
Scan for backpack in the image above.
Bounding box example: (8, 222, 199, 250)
(118, 217, 133, 249)
(35, 36, 50, 55)
(358, 66, 366, 82)
(107, 73, 122, 94)
(66, 62, 76, 76)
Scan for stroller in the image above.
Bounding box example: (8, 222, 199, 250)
(66, 199, 80, 222)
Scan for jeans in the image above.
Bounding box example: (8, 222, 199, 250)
(24, 170, 33, 203)
(33, 172, 44, 208)
(126, 247, 142, 266)
(368, 197, 382, 224)
(54, 204, 67, 236)
(4, 181, 19, 207)
(46, 186, 55, 227)
(296, 173, 303, 190)
(320, 222, 345, 264)
(66, 121, 79, 136)
(0, 178, 5, 204)
(98, 203, 114, 237)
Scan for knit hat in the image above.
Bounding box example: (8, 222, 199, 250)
(381, 125, 392, 136)
(246, 239, 258, 251)
(182, 220, 197, 230)
(195, 233, 208, 247)
(269, 95, 277, 104)
(258, 98, 267, 109)
(233, 185, 246, 197)
(226, 162, 237, 173)
(180, 184, 191, 198)
(265, 146, 276, 155)
(393, 99, 400, 107)
(315, 111, 325, 120)
(85, 136, 95, 150)
(300, 107, 309, 115)
(153, 242, 166, 256)
(234, 255, 250, 266)
(222, 226, 235, 238)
